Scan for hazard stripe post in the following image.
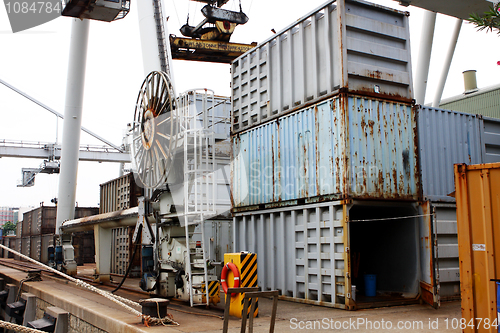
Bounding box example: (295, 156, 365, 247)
(223, 252, 258, 318)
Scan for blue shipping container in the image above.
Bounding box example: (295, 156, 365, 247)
(231, 94, 420, 208)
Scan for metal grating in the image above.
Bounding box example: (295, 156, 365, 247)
(111, 227, 130, 275)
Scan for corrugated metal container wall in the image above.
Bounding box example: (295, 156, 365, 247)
(41, 234, 54, 264)
(417, 107, 483, 202)
(454, 162, 500, 332)
(185, 92, 231, 140)
(30, 235, 41, 262)
(31, 207, 57, 236)
(231, 0, 412, 133)
(16, 221, 22, 238)
(74, 207, 99, 219)
(418, 107, 500, 202)
(21, 237, 30, 258)
(14, 237, 20, 260)
(22, 211, 31, 237)
(232, 94, 419, 208)
(234, 202, 348, 308)
(233, 200, 423, 309)
(482, 117, 500, 163)
(431, 203, 460, 300)
(440, 87, 500, 119)
(100, 173, 144, 214)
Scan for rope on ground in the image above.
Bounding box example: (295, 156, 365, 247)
(0, 319, 47, 333)
(0, 244, 179, 326)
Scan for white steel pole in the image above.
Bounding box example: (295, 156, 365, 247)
(414, 10, 436, 105)
(137, 0, 162, 76)
(56, 19, 90, 234)
(432, 19, 462, 108)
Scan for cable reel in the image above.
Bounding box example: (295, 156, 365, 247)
(131, 71, 179, 189)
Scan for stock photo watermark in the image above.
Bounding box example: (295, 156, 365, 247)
(3, 0, 61, 33)
(290, 317, 499, 330)
(245, 162, 382, 199)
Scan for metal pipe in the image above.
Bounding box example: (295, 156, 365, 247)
(56, 19, 90, 233)
(0, 78, 123, 152)
(432, 19, 462, 108)
(414, 10, 436, 105)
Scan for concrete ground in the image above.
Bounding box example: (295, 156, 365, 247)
(0, 262, 461, 332)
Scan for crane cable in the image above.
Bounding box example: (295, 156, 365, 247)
(0, 244, 179, 326)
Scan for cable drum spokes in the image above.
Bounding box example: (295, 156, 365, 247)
(131, 71, 178, 189)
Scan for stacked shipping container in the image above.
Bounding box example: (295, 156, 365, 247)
(231, 0, 419, 310)
(230, 0, 500, 310)
(4, 205, 99, 264)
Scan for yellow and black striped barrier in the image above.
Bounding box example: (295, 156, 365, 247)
(202, 280, 220, 305)
(223, 252, 258, 318)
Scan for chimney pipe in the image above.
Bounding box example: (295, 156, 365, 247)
(463, 70, 478, 94)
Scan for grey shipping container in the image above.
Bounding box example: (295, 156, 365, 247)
(417, 106, 500, 202)
(232, 94, 420, 209)
(483, 117, 500, 163)
(100, 173, 144, 214)
(231, 0, 413, 133)
(233, 200, 434, 309)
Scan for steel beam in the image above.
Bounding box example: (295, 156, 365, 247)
(0, 145, 130, 162)
(0, 78, 124, 152)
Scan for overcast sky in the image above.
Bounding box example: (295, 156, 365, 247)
(1, 0, 499, 210)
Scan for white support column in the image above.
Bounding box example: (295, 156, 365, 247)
(94, 224, 112, 283)
(432, 19, 462, 108)
(414, 11, 436, 105)
(137, 0, 162, 75)
(56, 19, 90, 233)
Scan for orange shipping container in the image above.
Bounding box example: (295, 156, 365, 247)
(454, 162, 500, 333)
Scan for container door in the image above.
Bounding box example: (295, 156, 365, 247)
(418, 201, 440, 308)
(431, 203, 461, 301)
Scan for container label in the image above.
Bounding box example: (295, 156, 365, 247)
(472, 244, 486, 251)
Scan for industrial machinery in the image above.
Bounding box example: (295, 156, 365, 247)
(130, 74, 231, 305)
(170, 0, 256, 63)
(48, 0, 235, 306)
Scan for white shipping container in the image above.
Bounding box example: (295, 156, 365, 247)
(231, 0, 413, 133)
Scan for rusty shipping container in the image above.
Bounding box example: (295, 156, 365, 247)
(100, 173, 144, 214)
(231, 0, 413, 133)
(72, 231, 95, 265)
(232, 94, 420, 209)
(454, 162, 500, 333)
(22, 206, 98, 236)
(234, 199, 436, 309)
